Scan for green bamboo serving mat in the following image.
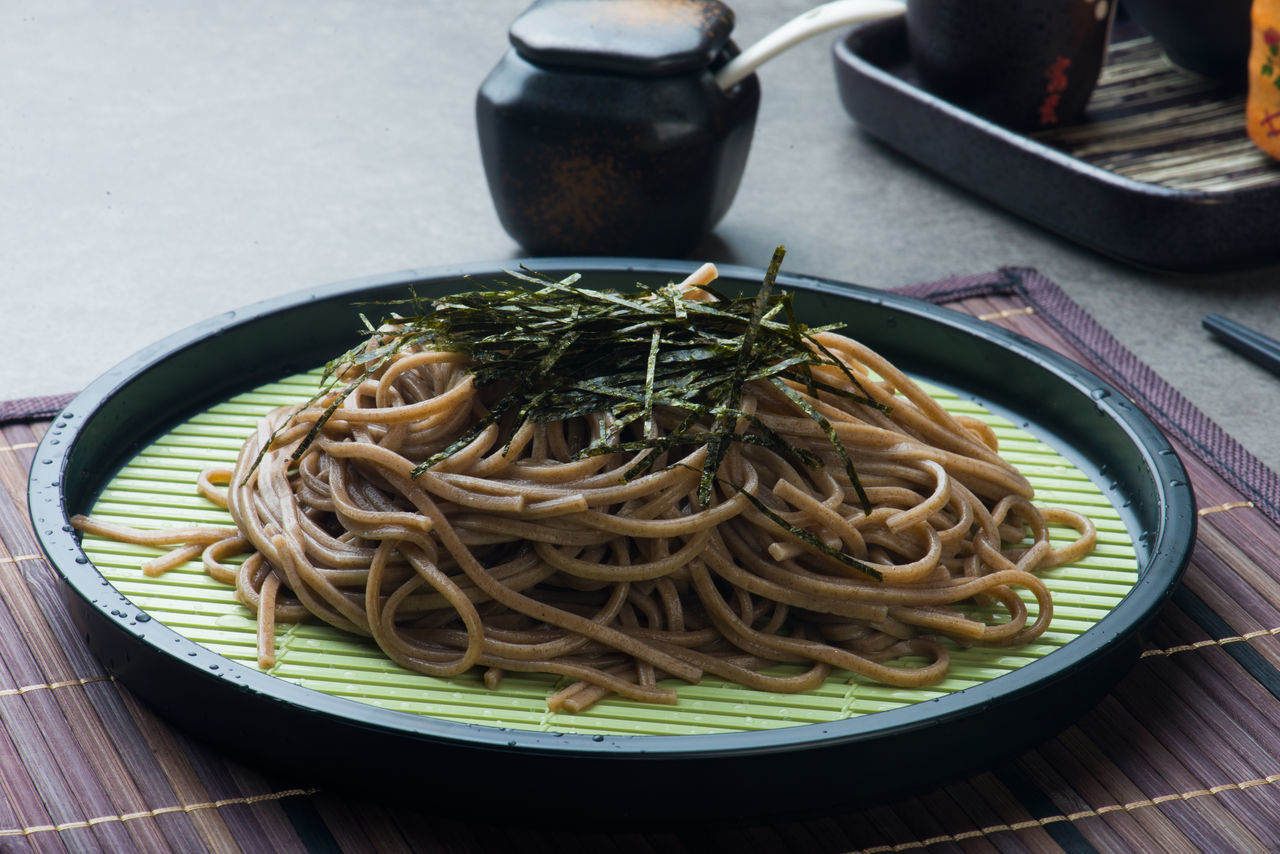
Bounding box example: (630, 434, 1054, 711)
(78, 368, 1136, 738)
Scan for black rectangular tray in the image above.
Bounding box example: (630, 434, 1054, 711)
(833, 17, 1280, 273)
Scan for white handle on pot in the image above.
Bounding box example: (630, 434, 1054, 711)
(715, 0, 906, 91)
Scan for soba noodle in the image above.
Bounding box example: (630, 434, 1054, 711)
(73, 262, 1096, 712)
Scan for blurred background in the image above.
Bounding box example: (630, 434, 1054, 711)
(3, 0, 1277, 470)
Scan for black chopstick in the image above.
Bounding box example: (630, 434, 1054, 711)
(1203, 313, 1280, 379)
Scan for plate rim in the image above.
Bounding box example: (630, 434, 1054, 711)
(28, 259, 1195, 788)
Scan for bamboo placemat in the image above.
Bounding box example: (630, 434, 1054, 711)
(1037, 35, 1277, 193)
(3, 267, 1278, 852)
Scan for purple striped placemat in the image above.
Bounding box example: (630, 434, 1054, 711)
(2, 267, 1278, 852)
(0, 394, 75, 425)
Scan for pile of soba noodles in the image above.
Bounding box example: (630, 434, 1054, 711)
(74, 253, 1096, 712)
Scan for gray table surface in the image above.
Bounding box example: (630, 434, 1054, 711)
(5, 0, 1278, 473)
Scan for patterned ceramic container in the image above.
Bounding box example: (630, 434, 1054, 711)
(476, 0, 760, 257)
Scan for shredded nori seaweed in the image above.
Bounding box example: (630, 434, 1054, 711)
(274, 247, 892, 578)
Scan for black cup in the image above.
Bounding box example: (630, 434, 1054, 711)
(1122, 0, 1251, 87)
(907, 0, 1117, 130)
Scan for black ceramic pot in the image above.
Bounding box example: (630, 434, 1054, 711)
(476, 0, 761, 258)
(906, 0, 1117, 131)
(1122, 0, 1251, 87)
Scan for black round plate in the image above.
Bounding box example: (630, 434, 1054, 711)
(29, 260, 1195, 820)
